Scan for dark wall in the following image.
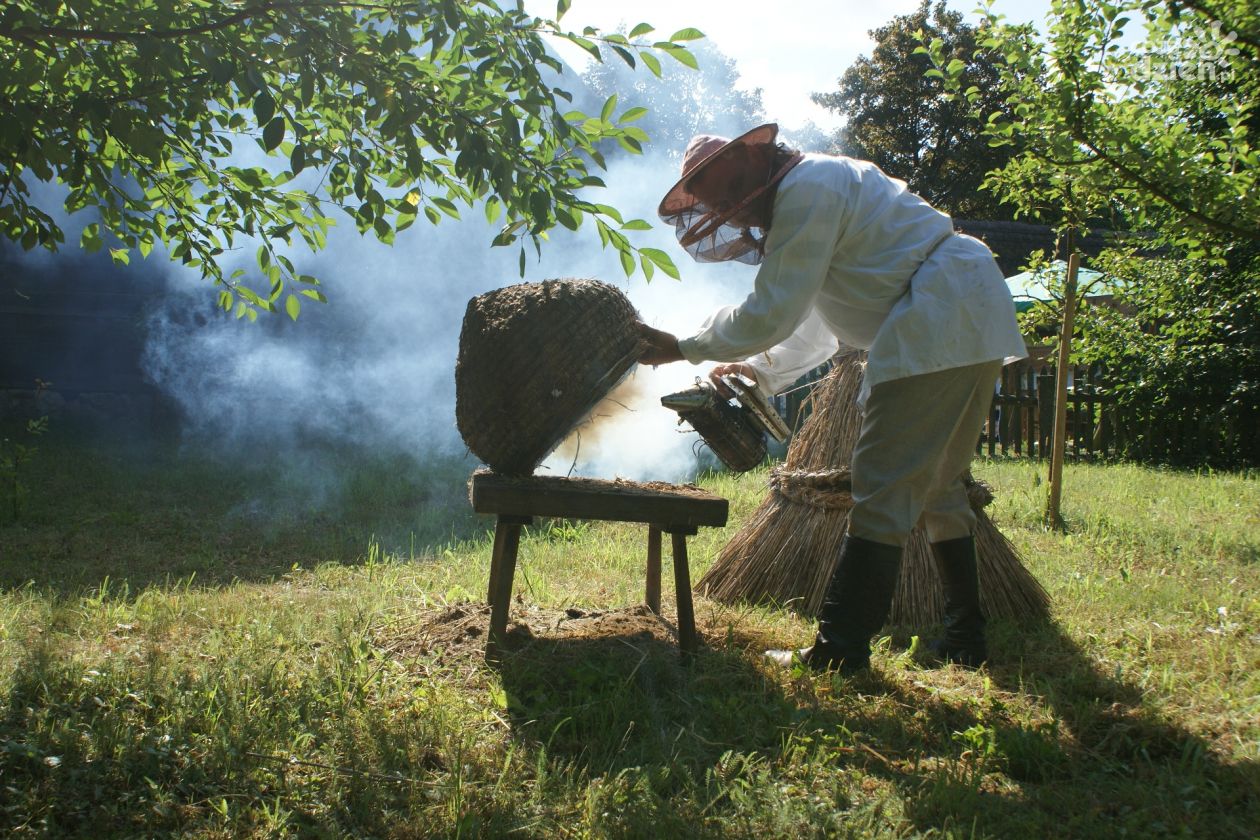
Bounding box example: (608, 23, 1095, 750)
(953, 219, 1114, 276)
(0, 244, 173, 428)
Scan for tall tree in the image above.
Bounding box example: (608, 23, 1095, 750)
(0, 1, 700, 319)
(921, 0, 1260, 250)
(922, 0, 1260, 484)
(811, 0, 1015, 219)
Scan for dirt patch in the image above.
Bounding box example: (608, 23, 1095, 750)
(382, 599, 696, 665)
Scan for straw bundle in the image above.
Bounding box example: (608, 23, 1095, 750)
(455, 279, 642, 475)
(698, 350, 1050, 625)
(698, 350, 863, 615)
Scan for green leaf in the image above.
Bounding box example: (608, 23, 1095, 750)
(432, 197, 461, 218)
(618, 107, 649, 124)
(253, 91, 276, 125)
(668, 28, 705, 42)
(641, 247, 680, 279)
(285, 293, 301, 321)
(611, 46, 635, 68)
(628, 23, 654, 38)
(109, 248, 130, 266)
(556, 206, 580, 230)
(556, 0, 571, 19)
(263, 117, 285, 151)
(662, 45, 698, 70)
(620, 219, 651, 231)
(601, 94, 617, 123)
(641, 52, 661, 77)
(484, 196, 502, 224)
(80, 223, 102, 253)
(567, 35, 601, 61)
(639, 253, 655, 281)
(619, 248, 635, 276)
(290, 143, 306, 175)
(592, 203, 624, 224)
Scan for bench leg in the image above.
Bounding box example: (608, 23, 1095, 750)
(487, 523, 510, 606)
(671, 531, 698, 657)
(487, 517, 526, 662)
(646, 525, 662, 615)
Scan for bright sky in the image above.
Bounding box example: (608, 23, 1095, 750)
(524, 0, 1054, 131)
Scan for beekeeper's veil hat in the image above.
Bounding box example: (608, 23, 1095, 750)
(657, 123, 801, 264)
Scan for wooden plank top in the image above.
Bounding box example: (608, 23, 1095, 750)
(468, 469, 729, 528)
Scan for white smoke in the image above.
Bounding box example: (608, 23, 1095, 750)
(140, 143, 758, 482)
(6, 36, 788, 514)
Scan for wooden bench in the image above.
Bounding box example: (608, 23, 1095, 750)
(468, 469, 729, 661)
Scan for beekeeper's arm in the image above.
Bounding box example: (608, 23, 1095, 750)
(678, 174, 842, 381)
(713, 308, 839, 395)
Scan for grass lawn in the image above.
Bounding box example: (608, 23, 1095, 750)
(1, 435, 1257, 837)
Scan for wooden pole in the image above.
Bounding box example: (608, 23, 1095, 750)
(1046, 250, 1080, 529)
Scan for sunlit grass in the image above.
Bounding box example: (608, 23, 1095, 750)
(0, 441, 1257, 837)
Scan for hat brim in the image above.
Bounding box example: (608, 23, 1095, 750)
(657, 123, 779, 219)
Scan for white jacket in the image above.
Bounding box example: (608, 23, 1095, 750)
(677, 154, 1027, 400)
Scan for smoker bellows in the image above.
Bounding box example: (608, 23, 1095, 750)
(455, 278, 643, 475)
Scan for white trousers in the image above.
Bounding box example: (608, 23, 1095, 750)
(848, 360, 1003, 547)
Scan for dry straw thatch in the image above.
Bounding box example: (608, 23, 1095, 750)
(698, 350, 1050, 626)
(455, 279, 643, 475)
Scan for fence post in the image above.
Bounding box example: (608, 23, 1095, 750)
(1037, 372, 1055, 459)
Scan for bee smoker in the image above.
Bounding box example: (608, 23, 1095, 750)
(661, 376, 791, 472)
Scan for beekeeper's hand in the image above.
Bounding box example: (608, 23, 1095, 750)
(708, 363, 758, 398)
(636, 322, 684, 366)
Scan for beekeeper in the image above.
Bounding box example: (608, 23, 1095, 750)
(637, 123, 1027, 674)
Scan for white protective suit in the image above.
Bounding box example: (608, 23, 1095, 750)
(675, 153, 1028, 546)
(676, 154, 1027, 404)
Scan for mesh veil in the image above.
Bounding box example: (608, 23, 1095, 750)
(658, 124, 803, 265)
(668, 206, 768, 264)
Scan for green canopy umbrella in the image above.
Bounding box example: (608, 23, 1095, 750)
(1006, 260, 1108, 313)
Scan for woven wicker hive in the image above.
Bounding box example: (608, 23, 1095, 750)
(456, 279, 644, 475)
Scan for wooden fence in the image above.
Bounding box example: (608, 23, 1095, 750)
(772, 357, 1119, 462)
(983, 359, 1118, 460)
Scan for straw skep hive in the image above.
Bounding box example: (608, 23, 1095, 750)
(456, 279, 643, 475)
(699, 350, 1051, 626)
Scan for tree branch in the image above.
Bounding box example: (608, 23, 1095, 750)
(1165, 0, 1260, 57)
(1072, 127, 1260, 240)
(0, 1, 392, 45)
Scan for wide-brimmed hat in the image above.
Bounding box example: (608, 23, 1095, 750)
(657, 123, 800, 265)
(657, 123, 780, 221)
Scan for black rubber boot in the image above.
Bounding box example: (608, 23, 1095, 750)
(928, 535, 988, 667)
(765, 534, 903, 675)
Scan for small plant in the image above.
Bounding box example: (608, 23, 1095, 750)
(0, 380, 50, 523)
